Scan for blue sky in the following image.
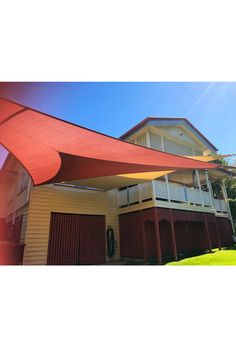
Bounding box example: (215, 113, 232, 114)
(0, 82, 235, 166)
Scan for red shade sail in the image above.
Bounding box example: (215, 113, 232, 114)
(0, 97, 218, 186)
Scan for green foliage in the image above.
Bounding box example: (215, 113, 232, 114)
(210, 156, 226, 198)
(212, 177, 236, 199)
(213, 157, 229, 166)
(211, 180, 223, 198)
(211, 156, 236, 199)
(226, 178, 236, 199)
(229, 199, 236, 222)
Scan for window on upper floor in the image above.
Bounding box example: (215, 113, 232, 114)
(136, 134, 146, 147)
(150, 132, 162, 150)
(164, 137, 193, 156)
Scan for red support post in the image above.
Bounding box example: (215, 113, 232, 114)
(170, 210, 178, 261)
(153, 208, 162, 265)
(204, 214, 212, 253)
(214, 216, 221, 250)
(139, 210, 148, 263)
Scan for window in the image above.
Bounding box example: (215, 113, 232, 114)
(136, 134, 146, 147)
(150, 133, 162, 150)
(164, 137, 193, 156)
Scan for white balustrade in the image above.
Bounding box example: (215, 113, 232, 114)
(169, 183, 186, 202)
(128, 185, 139, 204)
(118, 181, 228, 215)
(186, 188, 202, 204)
(202, 190, 212, 206)
(140, 182, 153, 201)
(214, 198, 228, 213)
(220, 200, 228, 212)
(213, 198, 221, 212)
(118, 189, 129, 207)
(154, 180, 168, 200)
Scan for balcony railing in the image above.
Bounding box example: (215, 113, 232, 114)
(118, 180, 228, 214)
(213, 198, 227, 213)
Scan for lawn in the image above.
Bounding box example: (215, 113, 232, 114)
(167, 246, 236, 265)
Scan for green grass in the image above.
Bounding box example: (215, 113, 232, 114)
(167, 246, 236, 265)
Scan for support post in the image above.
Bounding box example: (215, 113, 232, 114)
(153, 208, 162, 265)
(204, 170, 215, 209)
(221, 181, 235, 235)
(152, 181, 156, 202)
(138, 184, 142, 205)
(160, 135, 171, 203)
(214, 215, 222, 250)
(204, 214, 212, 253)
(195, 169, 204, 207)
(165, 174, 171, 202)
(140, 210, 147, 263)
(170, 210, 178, 261)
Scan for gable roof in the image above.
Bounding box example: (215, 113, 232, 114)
(120, 117, 218, 152)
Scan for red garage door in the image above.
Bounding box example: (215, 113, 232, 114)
(47, 213, 106, 265)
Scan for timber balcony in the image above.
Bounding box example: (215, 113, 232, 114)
(117, 180, 229, 215)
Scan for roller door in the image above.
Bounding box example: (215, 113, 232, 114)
(47, 213, 106, 265)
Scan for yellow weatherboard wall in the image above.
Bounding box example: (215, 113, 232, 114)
(23, 185, 119, 265)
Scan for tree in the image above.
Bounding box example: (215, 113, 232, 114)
(211, 156, 236, 226)
(210, 156, 236, 199)
(225, 178, 236, 199)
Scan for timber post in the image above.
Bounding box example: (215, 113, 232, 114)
(153, 208, 162, 265)
(170, 209, 178, 261)
(139, 210, 148, 263)
(204, 214, 212, 253)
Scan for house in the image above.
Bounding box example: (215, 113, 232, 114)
(0, 116, 234, 265)
(118, 117, 234, 263)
